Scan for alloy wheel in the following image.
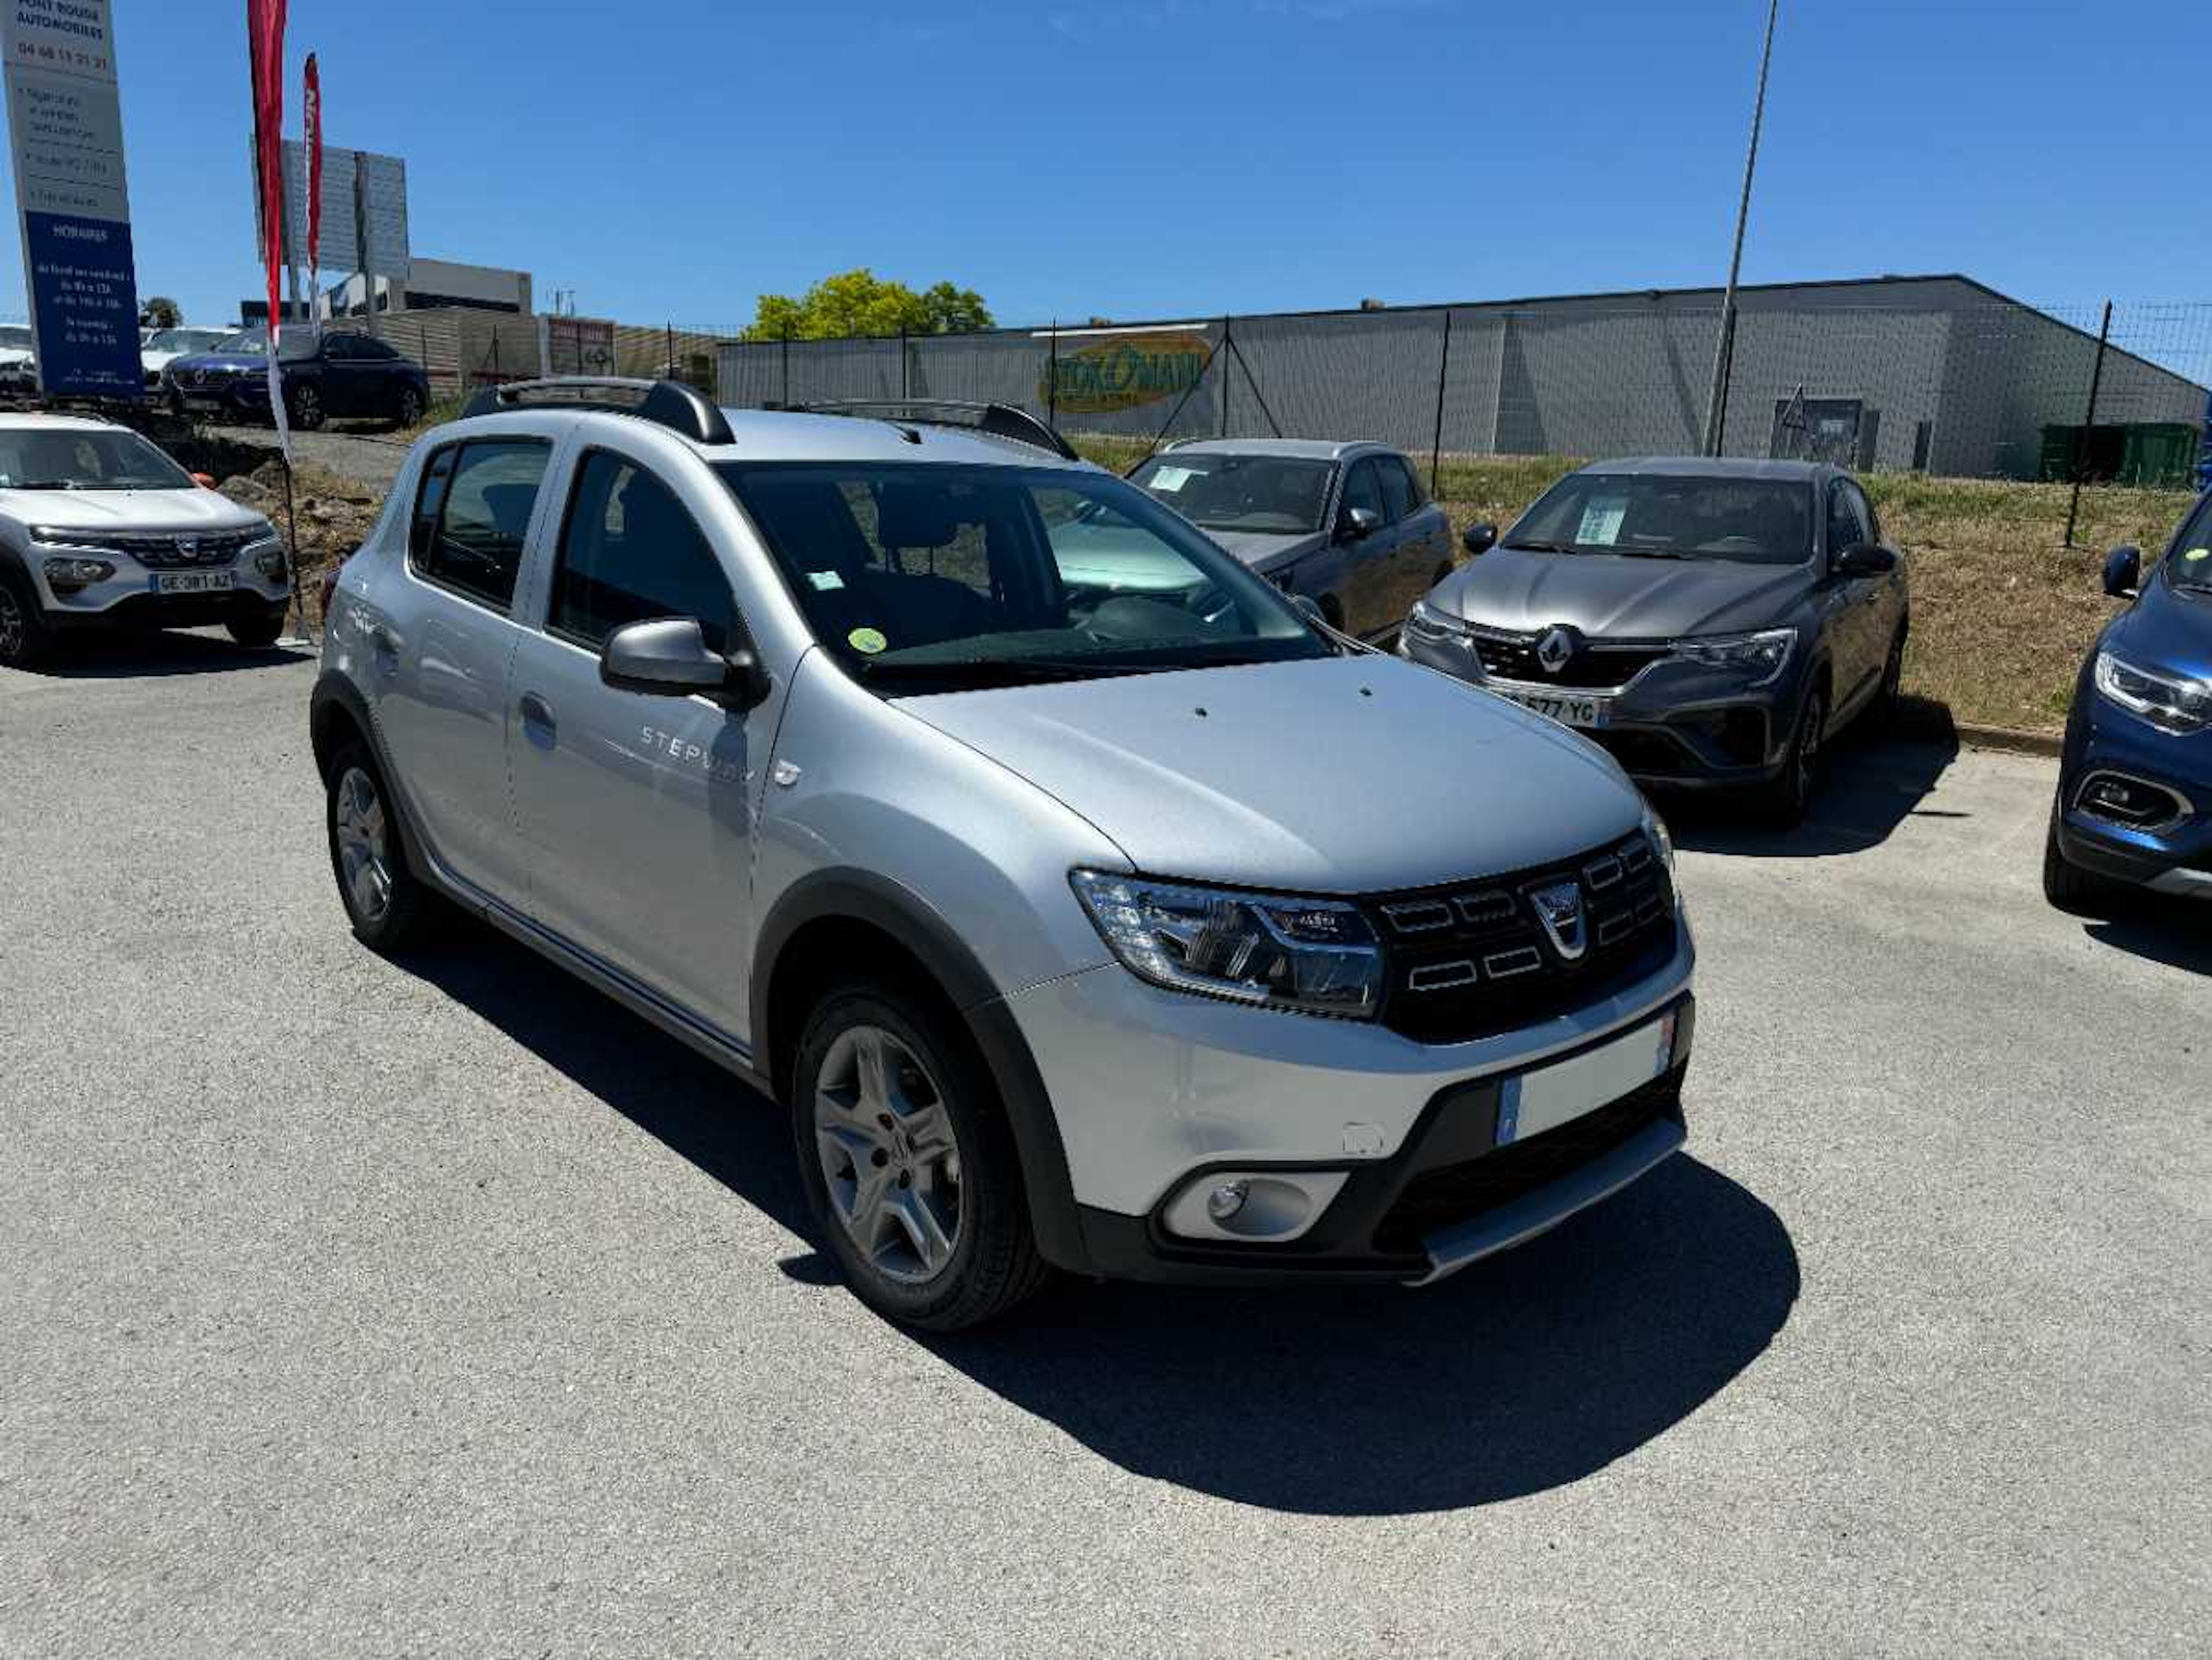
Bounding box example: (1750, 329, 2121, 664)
(332, 765, 394, 924)
(293, 385, 322, 427)
(0, 585, 23, 662)
(813, 1024, 964, 1283)
(398, 388, 423, 425)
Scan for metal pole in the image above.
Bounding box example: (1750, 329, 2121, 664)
(781, 323, 791, 405)
(1430, 308, 1453, 497)
(1219, 315, 1231, 438)
(1047, 320, 1058, 429)
(665, 321, 675, 382)
(900, 326, 909, 400)
(2065, 300, 2113, 549)
(1701, 0, 1780, 456)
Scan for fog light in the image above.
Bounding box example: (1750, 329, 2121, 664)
(1206, 1180, 1250, 1223)
(255, 546, 289, 581)
(43, 556, 113, 593)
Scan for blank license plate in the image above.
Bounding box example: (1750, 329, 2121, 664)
(151, 571, 236, 594)
(1498, 1010, 1677, 1145)
(1501, 689, 1605, 728)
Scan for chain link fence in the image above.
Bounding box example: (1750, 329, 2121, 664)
(693, 281, 2210, 489)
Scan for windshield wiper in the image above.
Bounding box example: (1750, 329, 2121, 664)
(7, 479, 84, 491)
(858, 655, 1173, 687)
(1501, 538, 1577, 554)
(1609, 547, 1692, 560)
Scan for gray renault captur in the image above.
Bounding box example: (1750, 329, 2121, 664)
(1401, 458, 1910, 824)
(312, 381, 1695, 1331)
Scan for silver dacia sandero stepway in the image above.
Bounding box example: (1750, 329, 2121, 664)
(310, 380, 1697, 1330)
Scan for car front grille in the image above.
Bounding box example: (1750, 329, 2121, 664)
(1471, 630, 1671, 690)
(1368, 831, 1676, 1045)
(93, 530, 256, 569)
(1370, 1065, 1683, 1255)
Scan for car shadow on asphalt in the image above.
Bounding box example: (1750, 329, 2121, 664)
(22, 627, 312, 680)
(2080, 908, 2212, 977)
(1661, 723, 1960, 859)
(400, 920, 1800, 1518)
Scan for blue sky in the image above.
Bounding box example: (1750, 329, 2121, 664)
(21, 0, 2209, 329)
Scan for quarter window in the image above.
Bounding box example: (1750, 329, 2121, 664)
(550, 452, 737, 653)
(408, 439, 548, 609)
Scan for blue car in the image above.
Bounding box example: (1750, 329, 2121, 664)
(2045, 490, 2212, 910)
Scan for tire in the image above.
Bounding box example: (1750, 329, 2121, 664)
(2043, 791, 2119, 915)
(289, 381, 326, 431)
(0, 568, 54, 669)
(393, 385, 424, 429)
(1755, 684, 1827, 827)
(1872, 627, 1907, 732)
(226, 609, 286, 649)
(793, 979, 1050, 1332)
(325, 742, 438, 951)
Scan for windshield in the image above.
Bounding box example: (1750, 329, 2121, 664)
(1506, 473, 1815, 566)
(2162, 496, 2212, 594)
(1128, 451, 1334, 535)
(146, 328, 230, 355)
(719, 461, 1330, 691)
(0, 427, 195, 490)
(215, 328, 318, 361)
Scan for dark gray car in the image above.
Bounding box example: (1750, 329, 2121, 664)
(1400, 457, 1910, 824)
(1129, 439, 1455, 640)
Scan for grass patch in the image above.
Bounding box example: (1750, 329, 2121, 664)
(1067, 433, 2198, 735)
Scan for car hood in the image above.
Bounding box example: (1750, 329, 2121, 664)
(169, 353, 266, 375)
(1205, 528, 1327, 574)
(0, 487, 270, 532)
(1434, 547, 1811, 638)
(2108, 570, 2212, 684)
(895, 653, 1643, 893)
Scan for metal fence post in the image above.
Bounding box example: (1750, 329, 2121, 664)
(1047, 321, 1058, 429)
(2065, 300, 2113, 549)
(781, 323, 791, 405)
(1430, 308, 1453, 497)
(665, 321, 675, 381)
(900, 327, 909, 400)
(1219, 315, 1232, 438)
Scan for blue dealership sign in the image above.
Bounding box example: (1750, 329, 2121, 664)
(22, 208, 138, 397)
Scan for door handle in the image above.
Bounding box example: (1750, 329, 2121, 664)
(518, 692, 556, 735)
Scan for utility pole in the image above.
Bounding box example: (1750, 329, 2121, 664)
(1701, 0, 1780, 457)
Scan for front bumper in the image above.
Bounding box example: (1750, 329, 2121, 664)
(2055, 695, 2212, 898)
(26, 541, 291, 632)
(1399, 630, 1800, 787)
(1008, 916, 1696, 1284)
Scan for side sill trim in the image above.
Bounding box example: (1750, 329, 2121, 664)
(1407, 1117, 1685, 1287)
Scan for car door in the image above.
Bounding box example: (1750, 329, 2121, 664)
(370, 433, 555, 900)
(315, 332, 363, 416)
(1374, 454, 1454, 627)
(1334, 456, 1398, 635)
(505, 443, 763, 1040)
(1823, 475, 1883, 708)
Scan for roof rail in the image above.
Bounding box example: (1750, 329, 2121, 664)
(461, 377, 733, 445)
(772, 399, 1080, 462)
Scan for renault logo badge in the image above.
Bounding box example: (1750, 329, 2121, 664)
(1536, 626, 1578, 675)
(1526, 878, 1588, 961)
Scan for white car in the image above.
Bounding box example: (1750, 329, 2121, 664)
(0, 323, 35, 394)
(141, 327, 237, 392)
(0, 413, 293, 668)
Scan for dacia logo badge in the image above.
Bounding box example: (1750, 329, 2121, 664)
(1536, 625, 1578, 675)
(176, 537, 199, 559)
(1527, 878, 1588, 961)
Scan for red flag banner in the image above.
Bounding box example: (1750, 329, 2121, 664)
(247, 0, 290, 454)
(303, 52, 322, 272)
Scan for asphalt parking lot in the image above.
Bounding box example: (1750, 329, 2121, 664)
(4, 632, 2208, 1657)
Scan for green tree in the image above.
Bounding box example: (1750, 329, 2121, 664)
(744, 268, 994, 340)
(139, 295, 182, 328)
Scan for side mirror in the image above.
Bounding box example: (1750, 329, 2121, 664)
(2102, 544, 2142, 598)
(1290, 593, 1325, 626)
(600, 616, 770, 707)
(1461, 521, 1498, 556)
(191, 472, 218, 490)
(1834, 542, 1896, 578)
(1338, 505, 1381, 543)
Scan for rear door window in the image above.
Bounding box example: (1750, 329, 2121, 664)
(550, 452, 738, 653)
(409, 439, 550, 609)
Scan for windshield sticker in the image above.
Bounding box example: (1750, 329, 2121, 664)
(2183, 547, 2209, 565)
(1575, 495, 1628, 545)
(808, 570, 846, 591)
(847, 626, 888, 655)
(1147, 465, 1199, 492)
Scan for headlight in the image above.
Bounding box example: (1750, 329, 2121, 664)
(43, 556, 114, 591)
(1672, 627, 1796, 685)
(1070, 870, 1384, 1019)
(1641, 801, 1676, 878)
(2094, 650, 2212, 735)
(1405, 598, 1475, 645)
